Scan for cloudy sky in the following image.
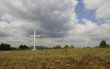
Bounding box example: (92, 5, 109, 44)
(0, 0, 110, 47)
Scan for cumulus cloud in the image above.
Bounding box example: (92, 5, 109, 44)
(83, 0, 110, 22)
(73, 0, 110, 47)
(0, 0, 110, 47)
(0, 0, 78, 46)
(75, 19, 97, 33)
(68, 19, 110, 47)
(0, 0, 77, 38)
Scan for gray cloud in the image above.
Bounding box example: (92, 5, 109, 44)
(0, 0, 76, 38)
(0, 0, 78, 47)
(1, 0, 110, 47)
(0, 32, 10, 37)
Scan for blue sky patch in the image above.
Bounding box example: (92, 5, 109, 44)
(75, 0, 104, 24)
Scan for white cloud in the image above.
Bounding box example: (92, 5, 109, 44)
(83, 0, 110, 22)
(75, 19, 97, 33)
(83, 0, 103, 10)
(0, 0, 78, 47)
(65, 19, 110, 47)
(0, 0, 110, 47)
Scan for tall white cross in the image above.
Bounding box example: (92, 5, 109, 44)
(33, 30, 36, 50)
(33, 25, 40, 50)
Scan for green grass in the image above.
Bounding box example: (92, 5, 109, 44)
(0, 48, 110, 69)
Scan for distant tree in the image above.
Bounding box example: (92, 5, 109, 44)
(99, 40, 110, 48)
(0, 43, 11, 51)
(86, 46, 91, 48)
(64, 45, 69, 54)
(95, 46, 98, 48)
(64, 45, 68, 48)
(18, 45, 29, 50)
(107, 44, 110, 48)
(70, 45, 74, 48)
(53, 45, 62, 49)
(11, 47, 17, 50)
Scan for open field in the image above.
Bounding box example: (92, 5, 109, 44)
(0, 48, 110, 69)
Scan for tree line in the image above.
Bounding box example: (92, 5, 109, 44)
(0, 43, 29, 51)
(0, 40, 110, 51)
(52, 40, 110, 49)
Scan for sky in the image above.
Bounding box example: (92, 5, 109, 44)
(0, 0, 110, 47)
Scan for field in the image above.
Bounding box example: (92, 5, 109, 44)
(0, 48, 110, 69)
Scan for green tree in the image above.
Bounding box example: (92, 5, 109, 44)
(0, 43, 11, 51)
(18, 45, 29, 50)
(11, 47, 17, 50)
(99, 40, 110, 48)
(53, 45, 61, 49)
(70, 45, 74, 48)
(64, 45, 68, 48)
(64, 45, 68, 54)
